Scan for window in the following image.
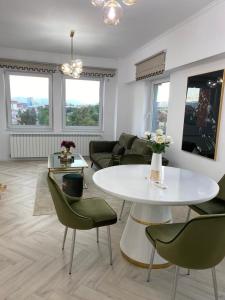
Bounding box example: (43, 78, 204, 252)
(6, 72, 52, 129)
(64, 78, 103, 130)
(151, 81, 170, 132)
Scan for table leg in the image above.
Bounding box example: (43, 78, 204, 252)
(120, 203, 172, 268)
(81, 168, 88, 189)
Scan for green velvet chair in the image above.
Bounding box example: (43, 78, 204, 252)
(47, 173, 117, 274)
(118, 154, 148, 220)
(145, 214, 225, 300)
(187, 175, 225, 220)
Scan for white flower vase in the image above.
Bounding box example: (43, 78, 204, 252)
(150, 153, 162, 182)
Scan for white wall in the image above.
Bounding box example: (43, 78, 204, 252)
(115, 0, 225, 180)
(166, 57, 225, 181)
(0, 47, 118, 160)
(118, 0, 225, 83)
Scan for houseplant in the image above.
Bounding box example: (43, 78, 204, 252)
(145, 129, 172, 182)
(60, 140, 76, 161)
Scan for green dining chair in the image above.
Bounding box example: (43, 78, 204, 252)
(145, 214, 225, 300)
(47, 173, 117, 274)
(187, 174, 225, 220)
(119, 154, 148, 220)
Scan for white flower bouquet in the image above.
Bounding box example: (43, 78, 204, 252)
(144, 129, 173, 154)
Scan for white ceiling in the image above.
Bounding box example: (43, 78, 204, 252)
(0, 0, 214, 59)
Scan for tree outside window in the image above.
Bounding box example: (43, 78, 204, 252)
(64, 78, 102, 130)
(152, 81, 170, 133)
(6, 73, 52, 129)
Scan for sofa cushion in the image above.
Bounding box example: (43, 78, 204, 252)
(118, 133, 137, 149)
(92, 153, 113, 162)
(112, 143, 125, 155)
(130, 138, 152, 156)
(96, 158, 113, 168)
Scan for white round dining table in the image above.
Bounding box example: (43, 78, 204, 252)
(93, 165, 219, 268)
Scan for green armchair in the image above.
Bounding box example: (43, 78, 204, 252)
(187, 174, 225, 220)
(145, 214, 225, 300)
(47, 173, 117, 274)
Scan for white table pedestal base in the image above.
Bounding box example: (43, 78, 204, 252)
(120, 203, 172, 268)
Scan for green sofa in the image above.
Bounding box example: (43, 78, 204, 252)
(89, 133, 169, 169)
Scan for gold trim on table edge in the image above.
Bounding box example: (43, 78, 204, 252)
(121, 249, 172, 269)
(130, 215, 171, 226)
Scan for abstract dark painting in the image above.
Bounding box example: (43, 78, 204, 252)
(182, 70, 224, 159)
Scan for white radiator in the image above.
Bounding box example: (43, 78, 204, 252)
(10, 134, 102, 158)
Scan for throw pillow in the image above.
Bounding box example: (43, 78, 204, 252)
(112, 143, 125, 155)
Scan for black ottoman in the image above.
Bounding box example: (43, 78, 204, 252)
(62, 174, 83, 197)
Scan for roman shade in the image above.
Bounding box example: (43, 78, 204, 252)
(0, 58, 116, 78)
(136, 51, 166, 81)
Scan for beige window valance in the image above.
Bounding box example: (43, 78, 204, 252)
(135, 51, 166, 81)
(81, 67, 116, 78)
(0, 59, 116, 78)
(0, 59, 58, 73)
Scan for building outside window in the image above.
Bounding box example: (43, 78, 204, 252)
(5, 72, 52, 129)
(151, 81, 170, 133)
(64, 78, 103, 131)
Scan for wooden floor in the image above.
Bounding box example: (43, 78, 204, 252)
(0, 160, 225, 300)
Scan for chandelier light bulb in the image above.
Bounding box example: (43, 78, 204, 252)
(74, 59, 83, 68)
(72, 71, 80, 79)
(91, 0, 105, 7)
(61, 63, 71, 75)
(103, 0, 123, 25)
(61, 30, 83, 79)
(122, 0, 136, 5)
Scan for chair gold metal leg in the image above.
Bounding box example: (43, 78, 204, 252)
(107, 226, 113, 265)
(147, 247, 156, 282)
(69, 229, 76, 275)
(96, 227, 99, 243)
(186, 208, 191, 222)
(171, 266, 179, 300)
(62, 226, 68, 250)
(119, 200, 125, 220)
(212, 267, 219, 300)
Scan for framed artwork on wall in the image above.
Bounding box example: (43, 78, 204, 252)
(182, 69, 225, 160)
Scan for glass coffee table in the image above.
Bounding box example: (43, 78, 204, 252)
(48, 153, 89, 187)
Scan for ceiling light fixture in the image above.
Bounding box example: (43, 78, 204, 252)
(91, 0, 105, 7)
(61, 30, 83, 79)
(91, 0, 137, 25)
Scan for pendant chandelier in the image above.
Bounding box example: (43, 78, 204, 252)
(91, 0, 137, 25)
(61, 30, 83, 79)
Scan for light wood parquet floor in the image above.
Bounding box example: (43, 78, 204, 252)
(0, 160, 225, 300)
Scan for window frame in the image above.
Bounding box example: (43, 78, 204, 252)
(149, 78, 170, 133)
(62, 76, 104, 133)
(5, 71, 53, 131)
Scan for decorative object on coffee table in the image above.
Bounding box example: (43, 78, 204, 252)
(145, 129, 172, 183)
(60, 140, 76, 162)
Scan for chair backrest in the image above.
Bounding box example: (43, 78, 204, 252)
(120, 154, 147, 165)
(47, 174, 94, 230)
(157, 214, 225, 269)
(217, 174, 225, 201)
